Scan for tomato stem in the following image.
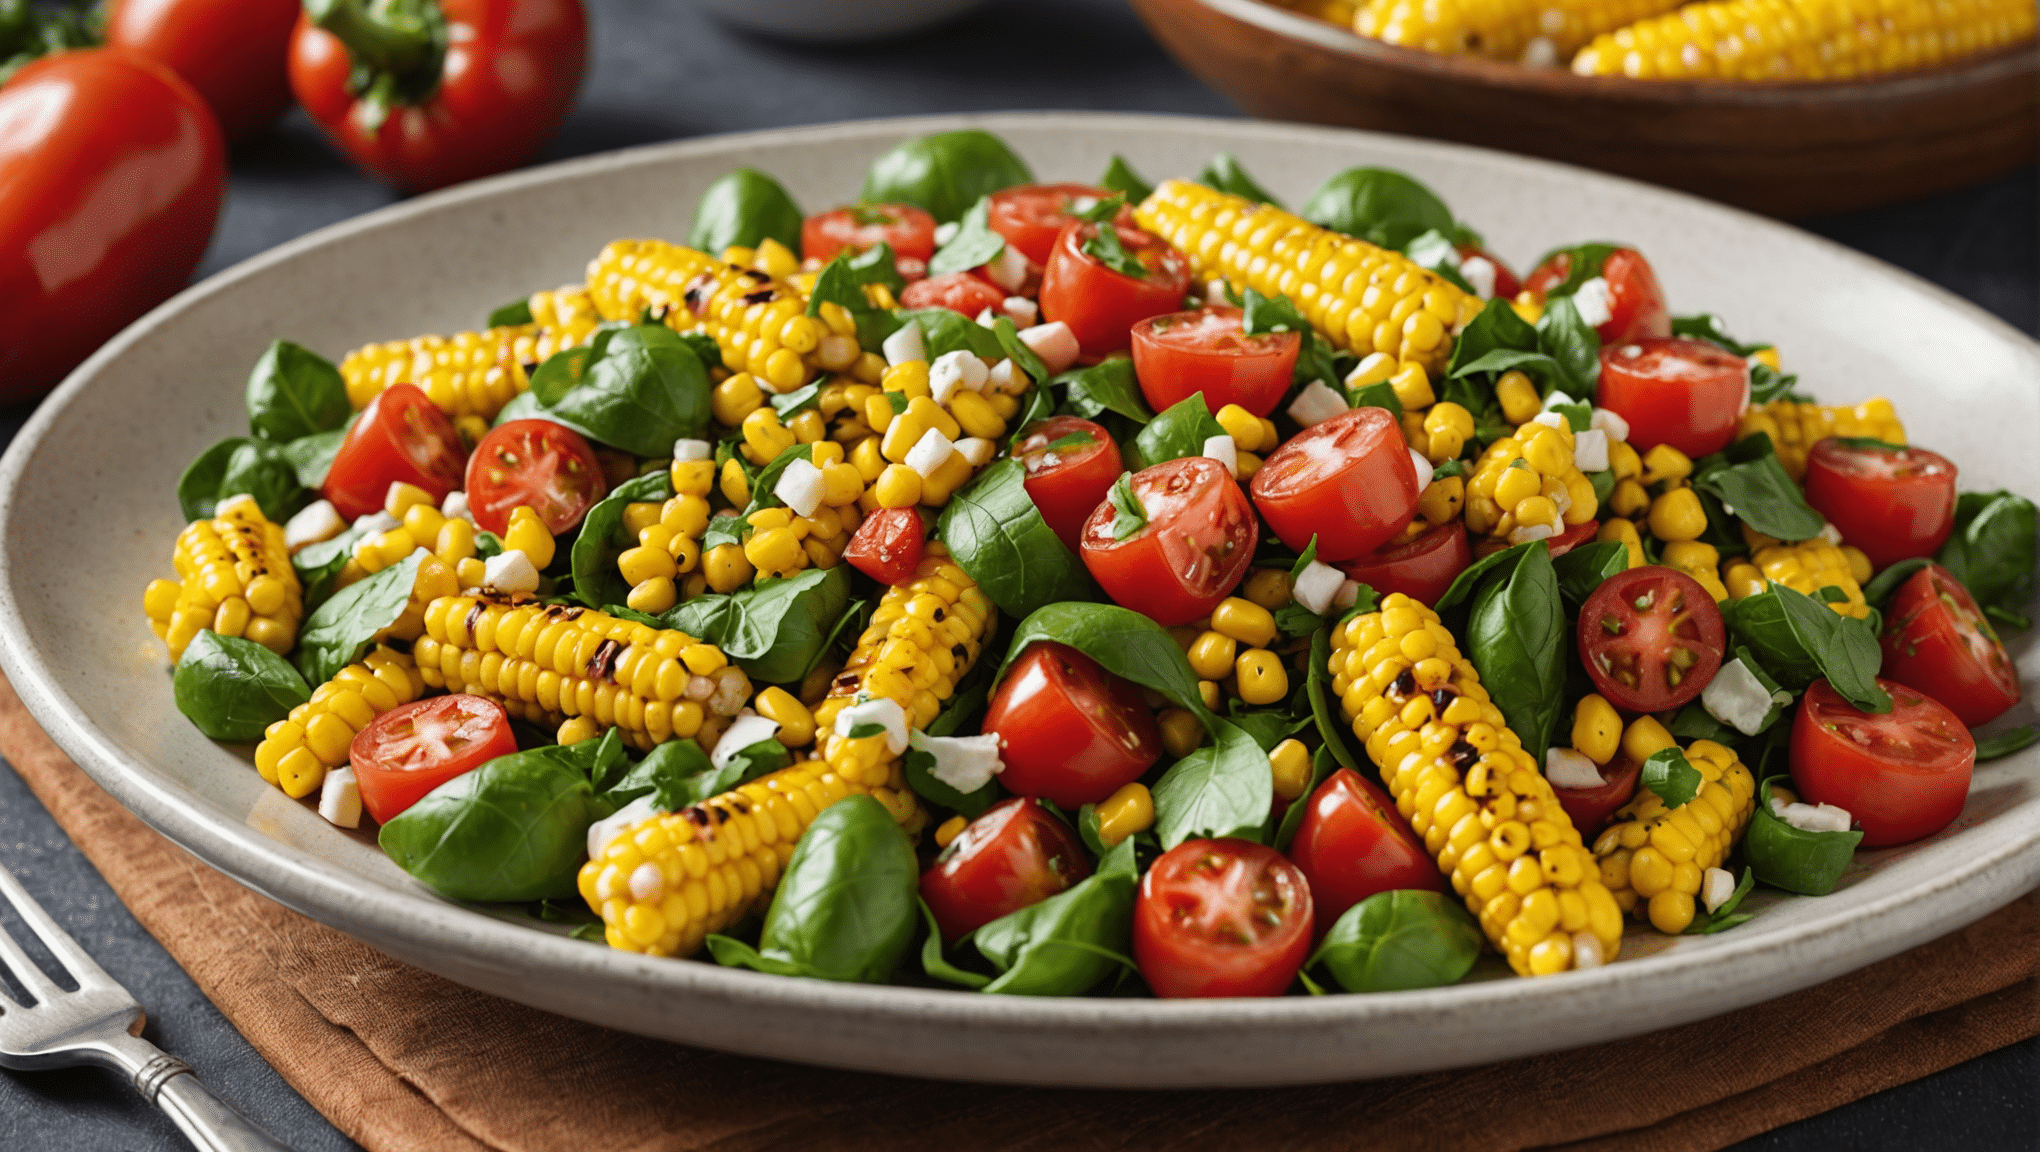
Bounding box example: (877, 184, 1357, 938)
(306, 0, 446, 122)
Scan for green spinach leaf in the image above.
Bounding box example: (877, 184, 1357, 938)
(666, 563, 853, 685)
(1936, 491, 2036, 630)
(1056, 356, 1152, 424)
(1640, 746, 1703, 808)
(293, 552, 423, 687)
(1723, 583, 1888, 709)
(379, 743, 609, 902)
(1198, 152, 1281, 207)
(279, 421, 352, 490)
(1300, 167, 1455, 250)
(970, 837, 1139, 996)
(1744, 776, 1861, 896)
(1099, 154, 1153, 203)
(1307, 889, 1483, 993)
(1535, 295, 1602, 399)
(1105, 472, 1147, 540)
(173, 631, 312, 742)
(687, 166, 804, 256)
(937, 459, 1098, 618)
(570, 471, 674, 611)
(1463, 542, 1567, 763)
(245, 340, 351, 444)
(487, 297, 534, 328)
(1692, 434, 1825, 542)
(1977, 726, 2039, 762)
(1126, 392, 1225, 470)
(177, 437, 307, 524)
(929, 195, 1007, 276)
(527, 324, 712, 456)
(1552, 541, 1628, 611)
(605, 735, 789, 810)
(861, 129, 1033, 224)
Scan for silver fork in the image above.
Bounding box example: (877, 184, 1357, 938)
(0, 864, 293, 1151)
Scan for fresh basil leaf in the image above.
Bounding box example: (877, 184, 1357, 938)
(1535, 295, 1602, 399)
(1641, 746, 1703, 808)
(1307, 889, 1483, 993)
(1748, 361, 1804, 405)
(1099, 154, 1154, 203)
(845, 239, 907, 297)
(1936, 491, 2037, 630)
(1106, 473, 1147, 541)
(1240, 286, 1309, 336)
(1434, 458, 1466, 480)
(1198, 152, 1282, 207)
(918, 901, 994, 989)
(1668, 702, 1742, 745)
(177, 437, 307, 524)
(1977, 726, 2039, 762)
(1056, 357, 1153, 424)
(1000, 602, 1207, 715)
(861, 129, 1033, 224)
(1300, 167, 1454, 250)
(1438, 375, 1515, 449)
(1127, 393, 1225, 471)
(904, 747, 997, 819)
(245, 340, 351, 444)
(1450, 348, 1568, 391)
(379, 744, 607, 902)
(1008, 387, 1057, 452)
(569, 471, 674, 611)
(172, 631, 312, 742)
(1552, 541, 1628, 610)
(688, 166, 804, 256)
(487, 297, 534, 328)
(1464, 542, 1567, 763)
(1685, 866, 1756, 935)
(607, 736, 788, 811)
(894, 306, 1005, 361)
(1447, 298, 1540, 378)
(1348, 380, 1402, 418)
(1725, 584, 1888, 709)
(744, 443, 816, 516)
(973, 841, 1140, 996)
(1670, 314, 1770, 357)
(292, 552, 423, 687)
(1745, 776, 1861, 896)
(666, 563, 852, 685)
(1081, 219, 1147, 279)
(1151, 722, 1274, 848)
(1528, 242, 1623, 298)
(289, 520, 372, 611)
(279, 421, 352, 490)
(991, 315, 1048, 388)
(1227, 706, 1309, 753)
(1434, 540, 1536, 614)
(929, 195, 1007, 276)
(1275, 743, 1340, 851)
(1693, 434, 1826, 542)
(528, 325, 712, 456)
(847, 722, 887, 739)
(938, 459, 1099, 618)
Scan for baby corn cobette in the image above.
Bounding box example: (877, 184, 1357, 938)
(1591, 719, 1757, 934)
(254, 645, 424, 799)
(143, 495, 303, 661)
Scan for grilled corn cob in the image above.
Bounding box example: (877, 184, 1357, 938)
(1737, 398, 1905, 481)
(339, 287, 602, 431)
(1591, 719, 1756, 934)
(1136, 180, 1482, 374)
(1355, 0, 1685, 63)
(1723, 540, 1871, 618)
(253, 646, 424, 799)
(1573, 0, 2035, 80)
(1465, 416, 1600, 548)
(1331, 593, 1625, 974)
(142, 495, 303, 661)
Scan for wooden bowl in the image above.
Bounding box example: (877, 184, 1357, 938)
(1129, 0, 2038, 217)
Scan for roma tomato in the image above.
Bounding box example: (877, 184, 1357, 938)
(324, 384, 468, 521)
(349, 694, 516, 824)
(801, 203, 938, 264)
(1340, 523, 1471, 607)
(1804, 439, 1957, 570)
(981, 642, 1161, 808)
(1792, 678, 1975, 848)
(1134, 839, 1313, 999)
(1287, 769, 1442, 935)
(464, 419, 606, 537)
(1526, 247, 1670, 345)
(899, 270, 1005, 316)
(1251, 407, 1420, 563)
(1038, 219, 1190, 358)
(106, 0, 300, 140)
(843, 506, 926, 586)
(1597, 337, 1749, 458)
(1879, 565, 2021, 727)
(0, 50, 224, 403)
(289, 0, 587, 192)
(1129, 306, 1301, 418)
(1081, 457, 1258, 627)
(986, 183, 1128, 266)
(1550, 755, 1642, 839)
(1577, 566, 1726, 712)
(919, 798, 1091, 943)
(1015, 417, 1123, 552)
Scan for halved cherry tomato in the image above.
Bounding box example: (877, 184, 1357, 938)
(1577, 566, 1726, 712)
(899, 270, 1006, 316)
(1546, 518, 1601, 558)
(1525, 247, 1670, 345)
(843, 506, 926, 586)
(1081, 457, 1258, 626)
(1015, 417, 1123, 552)
(1804, 439, 1957, 571)
(920, 797, 1092, 943)
(107, 0, 301, 140)
(1792, 677, 1975, 848)
(349, 694, 517, 824)
(1879, 565, 2021, 727)
(464, 419, 606, 537)
(324, 384, 469, 521)
(1596, 337, 1749, 458)
(1339, 522, 1471, 607)
(984, 183, 1114, 265)
(1038, 219, 1190, 358)
(1287, 769, 1442, 936)
(1134, 838, 1313, 999)
(1550, 754, 1643, 839)
(1129, 306, 1301, 418)
(801, 203, 938, 264)
(981, 642, 1162, 808)
(1456, 243, 1521, 301)
(1252, 407, 1419, 563)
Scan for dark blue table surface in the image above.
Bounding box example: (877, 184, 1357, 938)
(2, 1, 2034, 1147)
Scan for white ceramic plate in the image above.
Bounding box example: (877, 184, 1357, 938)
(2, 114, 2035, 1088)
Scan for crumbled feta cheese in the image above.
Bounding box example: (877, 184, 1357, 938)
(1817, 521, 1843, 545)
(1550, 484, 1572, 517)
(1460, 254, 1498, 298)
(1545, 748, 1604, 790)
(317, 767, 361, 829)
(881, 320, 926, 367)
(1571, 276, 1613, 328)
(905, 427, 957, 479)
(1202, 434, 1239, 478)
(1069, 195, 1099, 215)
(974, 307, 998, 329)
(1572, 428, 1610, 472)
(986, 358, 1025, 395)
(1703, 658, 1780, 736)
(1408, 447, 1434, 492)
(352, 510, 400, 537)
(1509, 523, 1556, 545)
(1345, 351, 1396, 389)
(1590, 407, 1630, 443)
(928, 349, 989, 405)
(628, 862, 665, 904)
(1287, 380, 1349, 428)
(1018, 321, 1080, 375)
(588, 794, 660, 860)
(1293, 560, 1345, 616)
(933, 221, 960, 247)
(483, 549, 541, 594)
(711, 709, 782, 769)
(954, 437, 996, 468)
(284, 500, 346, 552)
(909, 729, 1005, 794)
(671, 437, 712, 463)
(835, 695, 910, 756)
(1572, 930, 1605, 969)
(1205, 278, 1232, 304)
(773, 457, 825, 518)
(1001, 296, 1038, 327)
(1780, 801, 1853, 834)
(985, 243, 1031, 292)
(1701, 866, 1737, 913)
(1531, 410, 1567, 431)
(1520, 36, 1558, 68)
(1334, 580, 1364, 610)
(439, 490, 471, 521)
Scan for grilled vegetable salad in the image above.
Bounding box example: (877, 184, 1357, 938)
(146, 131, 2036, 997)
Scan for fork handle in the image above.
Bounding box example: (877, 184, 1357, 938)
(112, 1041, 295, 1152)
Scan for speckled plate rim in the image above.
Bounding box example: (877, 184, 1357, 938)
(0, 112, 2035, 1088)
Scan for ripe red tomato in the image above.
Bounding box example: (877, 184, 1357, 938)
(1038, 219, 1191, 358)
(843, 506, 926, 586)
(1081, 457, 1258, 627)
(1287, 769, 1442, 936)
(1014, 417, 1124, 552)
(106, 0, 300, 140)
(982, 642, 1162, 808)
(464, 419, 606, 537)
(1251, 407, 1420, 563)
(1792, 677, 1975, 848)
(1129, 306, 1301, 418)
(899, 270, 1006, 316)
(1804, 439, 1957, 570)
(1456, 243, 1521, 300)
(1577, 566, 1726, 712)
(986, 183, 1129, 266)
(0, 50, 225, 403)
(1550, 755, 1643, 839)
(1879, 565, 2021, 727)
(920, 797, 1092, 943)
(324, 384, 469, 521)
(350, 694, 517, 824)
(1525, 247, 1670, 345)
(1135, 839, 1313, 998)
(1546, 518, 1601, 558)
(288, 0, 587, 192)
(1597, 337, 1750, 458)
(801, 203, 938, 264)
(1340, 523, 1472, 607)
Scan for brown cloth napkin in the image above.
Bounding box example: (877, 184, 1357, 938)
(3, 671, 2035, 1152)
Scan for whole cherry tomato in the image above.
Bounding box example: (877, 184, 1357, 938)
(1525, 247, 1670, 345)
(1081, 457, 1258, 627)
(1134, 838, 1313, 999)
(843, 507, 927, 586)
(324, 384, 469, 520)
(106, 0, 301, 140)
(289, 0, 588, 192)
(1879, 564, 2021, 727)
(0, 50, 224, 403)
(920, 797, 1092, 943)
(1340, 523, 1472, 607)
(1129, 306, 1301, 418)
(1804, 439, 1957, 571)
(1014, 416, 1123, 552)
(349, 694, 517, 824)
(1251, 407, 1420, 563)
(1577, 566, 1726, 713)
(801, 203, 938, 264)
(1792, 677, 1975, 848)
(1549, 754, 1642, 839)
(982, 642, 1162, 809)
(1038, 218, 1190, 358)
(986, 183, 1129, 266)
(899, 270, 1005, 316)
(464, 419, 606, 536)
(1596, 337, 1750, 459)
(1287, 768, 1443, 936)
